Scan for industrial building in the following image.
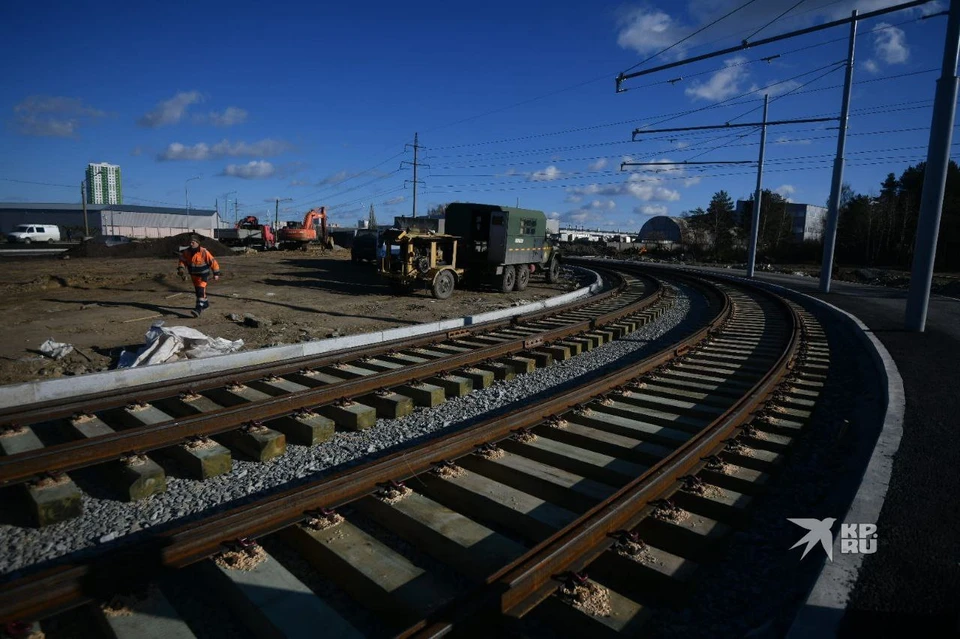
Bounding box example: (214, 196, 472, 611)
(557, 226, 633, 243)
(86, 163, 122, 205)
(0, 202, 218, 240)
(735, 200, 826, 242)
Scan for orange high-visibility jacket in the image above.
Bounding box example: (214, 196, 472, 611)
(178, 247, 221, 279)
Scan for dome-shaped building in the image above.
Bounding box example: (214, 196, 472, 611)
(637, 215, 688, 249)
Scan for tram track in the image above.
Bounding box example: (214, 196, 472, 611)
(0, 263, 835, 639)
(0, 267, 676, 523)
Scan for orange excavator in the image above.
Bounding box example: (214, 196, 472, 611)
(278, 207, 328, 250)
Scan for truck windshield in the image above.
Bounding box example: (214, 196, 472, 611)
(14, 225, 30, 232)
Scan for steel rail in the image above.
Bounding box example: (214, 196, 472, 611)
(0, 272, 728, 624)
(0, 278, 664, 486)
(0, 268, 630, 423)
(402, 268, 801, 636)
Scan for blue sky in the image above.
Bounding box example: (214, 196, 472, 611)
(1, 0, 953, 230)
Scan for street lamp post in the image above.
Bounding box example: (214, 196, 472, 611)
(223, 190, 238, 225)
(185, 175, 201, 216)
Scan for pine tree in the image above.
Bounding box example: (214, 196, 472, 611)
(706, 190, 735, 257)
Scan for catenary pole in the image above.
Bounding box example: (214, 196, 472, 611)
(747, 94, 769, 278)
(412, 132, 419, 218)
(905, 0, 960, 331)
(820, 11, 859, 293)
(81, 182, 89, 239)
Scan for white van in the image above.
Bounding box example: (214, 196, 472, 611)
(7, 224, 61, 244)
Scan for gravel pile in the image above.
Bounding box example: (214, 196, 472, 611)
(0, 281, 707, 578)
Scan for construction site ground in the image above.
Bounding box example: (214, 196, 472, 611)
(0, 238, 571, 388)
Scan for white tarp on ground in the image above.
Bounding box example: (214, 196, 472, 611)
(39, 339, 74, 360)
(118, 322, 244, 368)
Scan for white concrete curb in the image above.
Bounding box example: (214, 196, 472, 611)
(0, 268, 603, 409)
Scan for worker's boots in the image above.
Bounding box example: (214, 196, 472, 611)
(191, 298, 209, 318)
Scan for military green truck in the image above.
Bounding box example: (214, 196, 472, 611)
(445, 202, 561, 292)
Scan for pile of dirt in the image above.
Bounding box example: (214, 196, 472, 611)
(63, 233, 235, 259)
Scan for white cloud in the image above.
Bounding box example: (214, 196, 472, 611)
(222, 160, 276, 179)
(588, 158, 608, 171)
(637, 205, 668, 216)
(289, 179, 311, 187)
(683, 176, 702, 187)
(565, 194, 584, 204)
(617, 8, 687, 57)
(158, 138, 292, 161)
(206, 107, 248, 127)
(775, 184, 797, 199)
(862, 59, 880, 74)
(13, 95, 104, 138)
(530, 165, 562, 181)
(320, 170, 350, 185)
(589, 200, 616, 210)
(384, 195, 405, 205)
(873, 23, 909, 64)
(568, 174, 680, 202)
(775, 136, 812, 145)
(749, 79, 801, 98)
(685, 56, 750, 102)
(14, 115, 77, 137)
(139, 91, 203, 127)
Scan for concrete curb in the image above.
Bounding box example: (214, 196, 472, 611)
(782, 296, 905, 639)
(0, 268, 603, 409)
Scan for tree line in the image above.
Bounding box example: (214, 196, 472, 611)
(680, 160, 960, 271)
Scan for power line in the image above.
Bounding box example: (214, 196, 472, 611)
(742, 0, 808, 43)
(621, 0, 763, 75)
(617, 0, 936, 88)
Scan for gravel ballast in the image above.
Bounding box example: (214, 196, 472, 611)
(0, 280, 706, 577)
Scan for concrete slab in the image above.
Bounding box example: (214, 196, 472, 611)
(282, 518, 455, 625)
(1, 426, 83, 526)
(357, 392, 415, 419)
(395, 383, 445, 407)
(67, 413, 166, 501)
(318, 402, 377, 431)
(354, 492, 527, 579)
(424, 375, 473, 398)
(98, 585, 197, 639)
(419, 467, 577, 542)
(199, 549, 363, 639)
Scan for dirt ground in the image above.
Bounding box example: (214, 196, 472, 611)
(0, 240, 574, 387)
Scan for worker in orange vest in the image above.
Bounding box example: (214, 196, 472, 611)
(177, 234, 221, 317)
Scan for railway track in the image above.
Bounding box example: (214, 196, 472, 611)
(0, 265, 833, 637)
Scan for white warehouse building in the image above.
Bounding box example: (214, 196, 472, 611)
(0, 202, 220, 240)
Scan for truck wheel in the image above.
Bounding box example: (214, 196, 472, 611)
(499, 265, 516, 293)
(546, 258, 561, 283)
(23, 238, 31, 244)
(514, 264, 529, 291)
(432, 270, 455, 300)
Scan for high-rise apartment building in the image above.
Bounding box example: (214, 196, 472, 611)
(86, 163, 122, 204)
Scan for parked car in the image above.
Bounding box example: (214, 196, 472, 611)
(100, 235, 132, 247)
(83, 234, 132, 247)
(7, 224, 61, 243)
